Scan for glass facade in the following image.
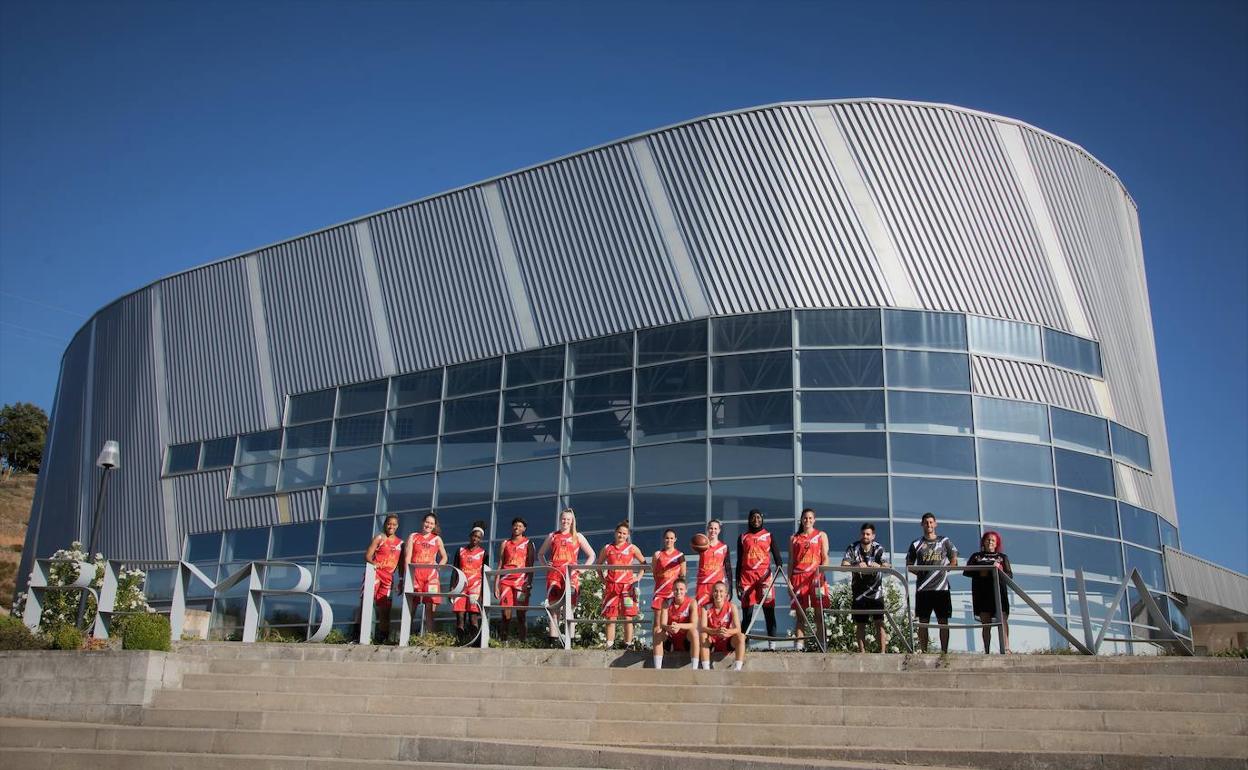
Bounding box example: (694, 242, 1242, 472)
(163, 309, 1173, 650)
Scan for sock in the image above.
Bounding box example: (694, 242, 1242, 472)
(734, 660, 743, 671)
(653, 655, 662, 669)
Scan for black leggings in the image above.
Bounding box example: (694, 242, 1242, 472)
(743, 603, 777, 638)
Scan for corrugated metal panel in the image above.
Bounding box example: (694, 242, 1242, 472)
(160, 258, 270, 442)
(1164, 547, 1248, 616)
(256, 226, 383, 396)
(830, 102, 1069, 328)
(1116, 462, 1159, 512)
(971, 356, 1099, 415)
(368, 189, 524, 371)
(172, 473, 323, 536)
(646, 105, 891, 314)
(498, 143, 692, 343)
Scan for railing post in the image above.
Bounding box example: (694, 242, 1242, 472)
(563, 564, 573, 651)
(359, 563, 377, 645)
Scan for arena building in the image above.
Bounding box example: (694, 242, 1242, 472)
(19, 99, 1204, 649)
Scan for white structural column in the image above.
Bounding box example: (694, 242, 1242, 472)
(811, 106, 920, 309)
(481, 183, 540, 349)
(628, 138, 710, 318)
(352, 221, 398, 376)
(243, 255, 281, 425)
(149, 287, 181, 558)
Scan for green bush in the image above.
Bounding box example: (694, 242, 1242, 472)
(120, 613, 171, 651)
(1212, 647, 1248, 659)
(323, 629, 350, 644)
(46, 624, 83, 650)
(0, 615, 45, 650)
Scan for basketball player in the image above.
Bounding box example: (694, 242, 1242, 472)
(789, 507, 830, 647)
(699, 581, 745, 671)
(650, 529, 686, 649)
(495, 517, 534, 642)
(403, 512, 448, 636)
(450, 522, 488, 645)
(364, 514, 402, 643)
(653, 579, 698, 669)
(598, 521, 646, 648)
(736, 509, 784, 643)
(537, 507, 596, 640)
(695, 519, 732, 607)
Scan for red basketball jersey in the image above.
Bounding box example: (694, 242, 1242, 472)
(456, 545, 486, 595)
(407, 532, 442, 573)
(548, 531, 579, 567)
(739, 530, 773, 576)
(666, 595, 695, 624)
(500, 536, 530, 587)
(696, 541, 729, 586)
(604, 542, 638, 587)
(790, 530, 825, 575)
(653, 549, 685, 596)
(705, 601, 733, 630)
(374, 535, 402, 575)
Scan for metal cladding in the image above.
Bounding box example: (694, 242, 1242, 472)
(21, 99, 1176, 568)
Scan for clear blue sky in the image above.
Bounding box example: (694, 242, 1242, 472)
(1, 1, 1244, 572)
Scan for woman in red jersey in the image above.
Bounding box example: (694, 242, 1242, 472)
(737, 509, 784, 644)
(597, 521, 646, 649)
(694, 519, 732, 607)
(451, 521, 489, 645)
(364, 514, 403, 643)
(403, 512, 448, 636)
(650, 528, 686, 648)
(698, 581, 745, 671)
(537, 508, 595, 640)
(495, 517, 535, 642)
(653, 579, 698, 669)
(789, 507, 830, 647)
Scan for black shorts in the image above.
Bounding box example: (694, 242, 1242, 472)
(851, 596, 885, 624)
(915, 591, 952, 622)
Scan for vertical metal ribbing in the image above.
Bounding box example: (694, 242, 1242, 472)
(353, 221, 398, 376)
(481, 183, 540, 350)
(78, 319, 98, 545)
(244, 255, 280, 425)
(149, 286, 181, 558)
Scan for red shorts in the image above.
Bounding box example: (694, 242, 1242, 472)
(452, 595, 481, 613)
(790, 571, 830, 610)
(498, 582, 529, 608)
(695, 583, 718, 607)
(706, 634, 735, 654)
(664, 629, 691, 652)
(738, 571, 774, 608)
(547, 569, 580, 606)
(650, 590, 673, 611)
(602, 583, 639, 619)
(411, 569, 442, 606)
(373, 569, 395, 603)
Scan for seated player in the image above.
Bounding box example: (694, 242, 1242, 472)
(495, 517, 534, 642)
(403, 512, 448, 636)
(364, 514, 403, 643)
(650, 529, 686, 648)
(598, 521, 646, 648)
(699, 581, 745, 671)
(653, 579, 699, 669)
(451, 522, 488, 645)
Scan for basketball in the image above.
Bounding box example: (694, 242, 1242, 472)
(691, 533, 710, 552)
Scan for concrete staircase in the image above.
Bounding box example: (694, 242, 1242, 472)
(1, 642, 1245, 769)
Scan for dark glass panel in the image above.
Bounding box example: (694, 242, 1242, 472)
(979, 482, 1057, 528)
(278, 453, 329, 491)
(1110, 422, 1152, 471)
(435, 466, 494, 507)
(712, 312, 791, 353)
(884, 350, 970, 391)
(567, 369, 632, 414)
(337, 379, 388, 416)
(635, 398, 706, 444)
(166, 443, 200, 474)
(633, 482, 706, 528)
(887, 391, 973, 435)
(1062, 535, 1124, 582)
(1054, 449, 1115, 496)
(505, 345, 565, 387)
(382, 438, 437, 477)
(498, 420, 561, 462)
(564, 449, 630, 493)
(1044, 329, 1102, 377)
(892, 476, 978, 522)
(200, 437, 237, 470)
(315, 562, 366, 594)
(973, 397, 1049, 444)
(439, 504, 494, 545)
(1119, 504, 1161, 550)
(321, 517, 375, 555)
(230, 461, 279, 497)
(800, 390, 885, 431)
(711, 434, 792, 477)
(261, 594, 311, 626)
(801, 432, 887, 474)
(821, 520, 890, 559)
(381, 474, 434, 513)
(883, 310, 966, 350)
(222, 527, 269, 562)
(287, 388, 336, 425)
(889, 434, 976, 477)
(564, 410, 630, 453)
(986, 528, 1062, 577)
(497, 458, 559, 500)
(634, 440, 706, 486)
(799, 349, 882, 388)
(712, 351, 791, 393)
(502, 381, 564, 424)
(966, 316, 1042, 361)
(334, 413, 385, 449)
(562, 490, 628, 534)
(445, 358, 501, 397)
(1052, 408, 1110, 456)
(569, 333, 633, 376)
(389, 403, 440, 442)
(283, 421, 332, 457)
(496, 497, 558, 534)
(1059, 491, 1119, 538)
(324, 481, 378, 519)
(329, 446, 381, 485)
(710, 477, 794, 523)
(142, 568, 175, 601)
(977, 439, 1053, 484)
(270, 522, 320, 558)
(711, 393, 793, 435)
(801, 476, 888, 520)
(391, 370, 443, 407)
(237, 430, 282, 464)
(442, 392, 500, 434)
(438, 428, 497, 470)
(637, 358, 707, 403)
(796, 309, 881, 347)
(184, 532, 222, 562)
(638, 320, 707, 364)
(1125, 545, 1165, 590)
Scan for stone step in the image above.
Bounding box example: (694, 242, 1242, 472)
(175, 671, 1248, 712)
(0, 746, 508, 770)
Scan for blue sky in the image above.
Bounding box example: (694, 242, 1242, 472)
(1, 1, 1244, 572)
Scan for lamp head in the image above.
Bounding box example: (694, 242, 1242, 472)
(96, 440, 120, 470)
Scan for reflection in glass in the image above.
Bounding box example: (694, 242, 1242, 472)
(635, 398, 706, 444)
(391, 370, 443, 407)
(973, 397, 1049, 444)
(201, 437, 237, 470)
(389, 403, 440, 442)
(800, 432, 887, 474)
(565, 410, 631, 453)
(569, 333, 632, 376)
(883, 310, 966, 350)
(237, 430, 283, 465)
(230, 461, 279, 497)
(1059, 491, 1119, 538)
(979, 482, 1057, 528)
(889, 434, 975, 477)
(711, 434, 792, 477)
(1044, 329, 1102, 377)
(712, 351, 791, 393)
(383, 438, 436, 477)
(1125, 545, 1165, 590)
(446, 358, 501, 397)
(496, 497, 557, 532)
(288, 388, 336, 425)
(984, 528, 1060, 578)
(283, 421, 332, 457)
(505, 345, 565, 387)
(562, 490, 628, 533)
(637, 358, 707, 403)
(977, 439, 1053, 484)
(324, 481, 378, 518)
(821, 520, 890, 557)
(887, 391, 972, 435)
(278, 453, 329, 491)
(316, 560, 367, 589)
(891, 476, 978, 522)
(381, 474, 434, 513)
(1110, 422, 1152, 470)
(634, 440, 706, 486)
(166, 443, 200, 474)
(801, 476, 888, 519)
(502, 382, 563, 424)
(1159, 519, 1179, 550)
(711, 393, 793, 435)
(329, 444, 381, 485)
(1052, 408, 1110, 456)
(712, 311, 791, 353)
(1119, 504, 1160, 550)
(710, 477, 793, 523)
(796, 309, 881, 347)
(567, 369, 632, 414)
(271, 522, 320, 558)
(439, 504, 494, 543)
(223, 527, 268, 561)
(438, 428, 497, 470)
(798, 349, 882, 388)
(1054, 449, 1115, 496)
(1062, 535, 1124, 582)
(262, 594, 311, 626)
(337, 379, 388, 416)
(638, 320, 706, 364)
(498, 420, 561, 462)
(967, 316, 1042, 361)
(633, 482, 706, 528)
(884, 350, 970, 391)
(184, 532, 223, 562)
(334, 413, 384, 449)
(497, 458, 559, 499)
(435, 466, 494, 507)
(564, 449, 630, 493)
(799, 390, 884, 431)
(442, 393, 500, 434)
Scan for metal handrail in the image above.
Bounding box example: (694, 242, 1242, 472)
(817, 564, 919, 653)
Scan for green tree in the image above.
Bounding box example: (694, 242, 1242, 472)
(0, 402, 48, 473)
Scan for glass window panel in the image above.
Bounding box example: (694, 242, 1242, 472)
(445, 358, 501, 397)
(973, 397, 1049, 444)
(222, 527, 269, 562)
(383, 438, 436, 477)
(977, 439, 1053, 484)
(438, 504, 494, 545)
(1052, 408, 1110, 455)
(884, 350, 970, 391)
(800, 390, 884, 431)
(994, 528, 1062, 576)
(1120, 504, 1160, 550)
(1059, 491, 1119, 538)
(391, 370, 443, 407)
(799, 349, 882, 388)
(328, 446, 381, 485)
(967, 316, 1042, 361)
(801, 432, 887, 474)
(638, 320, 706, 364)
(892, 476, 978, 522)
(505, 345, 565, 387)
(438, 428, 497, 469)
(1044, 329, 1102, 377)
(883, 310, 966, 350)
(712, 351, 791, 393)
(436, 466, 494, 507)
(380, 473, 433, 513)
(633, 482, 706, 528)
(497, 457, 559, 499)
(635, 398, 707, 444)
(237, 430, 282, 464)
(633, 524, 704, 555)
(638, 358, 707, 403)
(184, 532, 222, 562)
(561, 491, 627, 533)
(1054, 449, 1115, 496)
(324, 481, 378, 519)
(1110, 423, 1152, 470)
(337, 379, 388, 416)
(334, 413, 385, 449)
(282, 421, 332, 457)
(567, 369, 632, 415)
(502, 381, 564, 424)
(711, 392, 793, 435)
(321, 517, 374, 555)
(710, 477, 794, 523)
(261, 594, 311, 626)
(979, 482, 1057, 528)
(796, 309, 881, 347)
(565, 410, 630, 453)
(1159, 520, 1179, 550)
(569, 333, 632, 376)
(270, 522, 320, 558)
(1062, 535, 1123, 582)
(230, 461, 279, 497)
(442, 392, 499, 434)
(496, 497, 557, 533)
(712, 311, 791, 353)
(499, 419, 562, 462)
(1125, 545, 1165, 590)
(166, 443, 200, 474)
(184, 561, 218, 599)
(287, 388, 336, 425)
(820, 520, 890, 557)
(389, 403, 440, 442)
(564, 448, 630, 493)
(801, 476, 888, 520)
(889, 434, 976, 477)
(887, 391, 972, 435)
(200, 437, 237, 470)
(278, 453, 329, 491)
(634, 440, 706, 486)
(712, 433, 792, 477)
(142, 568, 175, 602)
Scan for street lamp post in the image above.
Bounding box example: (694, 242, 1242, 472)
(77, 440, 119, 629)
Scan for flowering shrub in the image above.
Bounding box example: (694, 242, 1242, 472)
(799, 581, 913, 653)
(11, 541, 153, 637)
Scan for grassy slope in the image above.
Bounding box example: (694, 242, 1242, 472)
(0, 473, 35, 609)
